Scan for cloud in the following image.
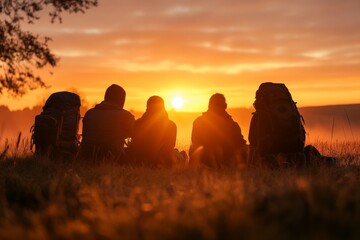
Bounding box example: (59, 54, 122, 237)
(163, 6, 195, 15)
(196, 42, 261, 54)
(110, 59, 310, 75)
(58, 28, 106, 35)
(53, 50, 99, 58)
(5, 0, 357, 111)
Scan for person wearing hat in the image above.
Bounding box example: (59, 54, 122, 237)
(189, 93, 247, 168)
(81, 84, 135, 161)
(130, 96, 185, 167)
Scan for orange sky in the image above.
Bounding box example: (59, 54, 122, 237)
(1, 0, 360, 111)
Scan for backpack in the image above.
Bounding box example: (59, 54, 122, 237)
(249, 82, 306, 163)
(31, 91, 81, 158)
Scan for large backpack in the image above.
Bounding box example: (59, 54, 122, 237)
(248, 82, 306, 164)
(31, 91, 81, 158)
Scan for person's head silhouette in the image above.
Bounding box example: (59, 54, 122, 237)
(208, 93, 227, 112)
(104, 84, 126, 108)
(146, 96, 165, 113)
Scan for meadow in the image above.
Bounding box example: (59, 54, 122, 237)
(0, 138, 360, 240)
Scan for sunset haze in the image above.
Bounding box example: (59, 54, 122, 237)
(1, 0, 359, 111)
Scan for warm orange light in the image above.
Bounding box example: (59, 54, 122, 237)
(171, 96, 184, 110)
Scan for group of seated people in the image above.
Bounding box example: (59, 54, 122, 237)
(80, 84, 248, 167)
(80, 84, 333, 168)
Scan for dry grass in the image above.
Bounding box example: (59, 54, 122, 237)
(0, 141, 360, 239)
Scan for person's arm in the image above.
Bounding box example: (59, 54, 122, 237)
(232, 121, 246, 147)
(124, 111, 135, 138)
(189, 118, 201, 156)
(164, 121, 177, 151)
(248, 113, 259, 164)
(248, 113, 258, 147)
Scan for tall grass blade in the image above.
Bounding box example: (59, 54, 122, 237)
(15, 132, 22, 152)
(344, 108, 355, 141)
(0, 140, 9, 160)
(331, 117, 335, 143)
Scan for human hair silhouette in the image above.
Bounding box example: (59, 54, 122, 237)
(104, 84, 126, 108)
(146, 95, 165, 112)
(208, 93, 227, 111)
(189, 93, 247, 168)
(81, 84, 134, 161)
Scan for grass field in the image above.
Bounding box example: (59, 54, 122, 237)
(0, 140, 360, 239)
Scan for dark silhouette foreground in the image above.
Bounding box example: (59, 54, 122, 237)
(130, 96, 186, 167)
(31, 91, 81, 158)
(30, 83, 336, 168)
(249, 82, 335, 167)
(189, 93, 247, 168)
(80, 84, 135, 161)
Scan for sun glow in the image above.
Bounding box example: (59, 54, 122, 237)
(171, 96, 184, 110)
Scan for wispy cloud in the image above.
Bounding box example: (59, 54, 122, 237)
(197, 42, 261, 54)
(163, 6, 193, 15)
(111, 59, 310, 75)
(53, 50, 99, 58)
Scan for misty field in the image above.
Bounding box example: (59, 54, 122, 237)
(0, 141, 360, 239)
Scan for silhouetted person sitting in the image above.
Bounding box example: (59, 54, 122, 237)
(189, 93, 247, 168)
(130, 96, 180, 167)
(81, 84, 135, 161)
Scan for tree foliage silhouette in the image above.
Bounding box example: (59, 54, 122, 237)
(0, 0, 98, 96)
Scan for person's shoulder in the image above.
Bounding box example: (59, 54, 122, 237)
(168, 119, 177, 128)
(192, 116, 201, 126)
(134, 115, 145, 126)
(84, 107, 95, 114)
(193, 113, 205, 123)
(83, 107, 96, 118)
(120, 109, 135, 120)
(227, 114, 240, 127)
(223, 111, 237, 123)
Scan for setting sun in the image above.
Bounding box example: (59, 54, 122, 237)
(171, 96, 184, 110)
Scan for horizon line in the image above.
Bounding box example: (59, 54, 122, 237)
(1, 102, 360, 113)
